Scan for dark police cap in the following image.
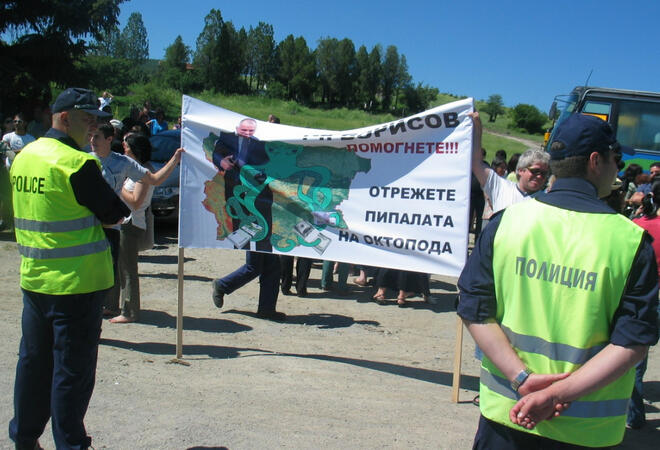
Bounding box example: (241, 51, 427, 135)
(51, 88, 111, 117)
(549, 113, 634, 160)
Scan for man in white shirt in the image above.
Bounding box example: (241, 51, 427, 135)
(2, 113, 35, 167)
(98, 91, 113, 110)
(471, 112, 549, 214)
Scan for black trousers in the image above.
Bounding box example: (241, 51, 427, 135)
(217, 251, 281, 313)
(102, 228, 120, 311)
(473, 415, 613, 450)
(280, 256, 312, 294)
(10, 289, 105, 449)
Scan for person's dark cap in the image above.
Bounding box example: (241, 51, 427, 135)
(51, 88, 111, 117)
(549, 113, 634, 160)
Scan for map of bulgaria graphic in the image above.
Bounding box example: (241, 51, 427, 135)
(202, 133, 371, 253)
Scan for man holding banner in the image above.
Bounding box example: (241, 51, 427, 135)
(471, 113, 549, 213)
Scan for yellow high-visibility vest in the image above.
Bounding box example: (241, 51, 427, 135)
(481, 198, 644, 447)
(11, 137, 113, 294)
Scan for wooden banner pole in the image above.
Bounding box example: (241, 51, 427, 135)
(176, 246, 184, 359)
(451, 316, 464, 402)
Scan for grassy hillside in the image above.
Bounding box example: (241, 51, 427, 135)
(111, 87, 400, 130)
(481, 133, 532, 158)
(476, 107, 547, 145)
(429, 94, 545, 155)
(194, 91, 400, 130)
(110, 86, 542, 156)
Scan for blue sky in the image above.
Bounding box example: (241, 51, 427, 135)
(117, 0, 660, 111)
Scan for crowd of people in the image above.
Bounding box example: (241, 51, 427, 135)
(3, 87, 659, 449)
(0, 93, 182, 228)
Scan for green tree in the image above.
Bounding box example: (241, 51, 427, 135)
(381, 45, 399, 111)
(75, 54, 138, 95)
(315, 37, 339, 104)
(393, 54, 412, 112)
(117, 12, 148, 62)
(335, 38, 357, 107)
(193, 8, 224, 90)
(163, 36, 190, 71)
(275, 35, 315, 103)
(400, 83, 439, 115)
(510, 104, 547, 134)
(294, 38, 317, 104)
(157, 35, 192, 92)
(355, 45, 370, 108)
(316, 37, 357, 106)
(365, 45, 383, 110)
(0, 0, 124, 114)
(193, 9, 245, 93)
(275, 34, 296, 97)
(216, 21, 247, 93)
(237, 26, 249, 88)
(247, 22, 276, 92)
(483, 94, 505, 122)
(88, 24, 120, 57)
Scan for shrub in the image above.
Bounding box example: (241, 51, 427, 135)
(510, 104, 547, 134)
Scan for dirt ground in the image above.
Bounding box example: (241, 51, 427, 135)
(0, 224, 658, 449)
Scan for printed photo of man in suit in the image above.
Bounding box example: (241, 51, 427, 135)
(212, 118, 272, 252)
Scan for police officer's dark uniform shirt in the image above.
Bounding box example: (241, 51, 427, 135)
(44, 128, 129, 223)
(457, 177, 659, 347)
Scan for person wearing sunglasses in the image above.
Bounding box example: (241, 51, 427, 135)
(2, 116, 14, 135)
(2, 113, 35, 167)
(458, 113, 657, 448)
(470, 112, 549, 216)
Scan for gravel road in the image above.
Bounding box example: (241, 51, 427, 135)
(0, 225, 657, 449)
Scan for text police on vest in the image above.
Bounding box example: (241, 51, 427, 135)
(12, 175, 46, 194)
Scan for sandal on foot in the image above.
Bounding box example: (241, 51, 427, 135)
(397, 291, 415, 307)
(373, 293, 386, 305)
(353, 278, 368, 287)
(109, 314, 137, 324)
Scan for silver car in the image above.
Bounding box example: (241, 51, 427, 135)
(149, 129, 180, 219)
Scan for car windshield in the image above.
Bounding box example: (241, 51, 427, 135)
(545, 93, 579, 150)
(150, 131, 180, 162)
(552, 93, 579, 128)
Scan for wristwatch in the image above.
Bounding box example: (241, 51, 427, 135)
(511, 367, 533, 392)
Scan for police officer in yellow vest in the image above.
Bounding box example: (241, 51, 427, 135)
(9, 88, 130, 450)
(458, 112, 659, 449)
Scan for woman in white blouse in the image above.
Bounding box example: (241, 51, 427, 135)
(110, 133, 157, 324)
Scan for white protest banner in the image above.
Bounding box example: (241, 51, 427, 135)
(179, 95, 473, 277)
